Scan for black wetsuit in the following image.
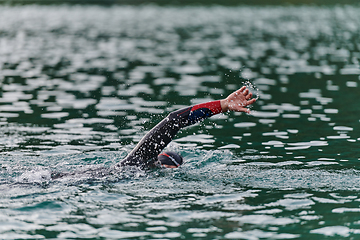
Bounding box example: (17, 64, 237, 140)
(50, 100, 223, 179)
(116, 100, 223, 169)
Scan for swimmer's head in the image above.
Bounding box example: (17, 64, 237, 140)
(157, 151, 183, 168)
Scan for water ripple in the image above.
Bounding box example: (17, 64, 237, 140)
(0, 4, 359, 239)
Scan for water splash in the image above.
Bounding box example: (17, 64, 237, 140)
(243, 80, 260, 100)
(15, 168, 51, 184)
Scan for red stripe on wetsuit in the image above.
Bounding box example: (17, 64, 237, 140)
(190, 100, 222, 115)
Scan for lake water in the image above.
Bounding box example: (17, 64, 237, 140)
(0, 4, 360, 239)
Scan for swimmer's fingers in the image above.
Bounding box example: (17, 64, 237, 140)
(246, 98, 257, 106)
(230, 87, 249, 100)
(221, 86, 257, 112)
(242, 88, 249, 96)
(245, 92, 253, 100)
(239, 86, 246, 92)
(231, 95, 257, 113)
(234, 102, 255, 112)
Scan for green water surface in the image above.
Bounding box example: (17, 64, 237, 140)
(0, 5, 360, 239)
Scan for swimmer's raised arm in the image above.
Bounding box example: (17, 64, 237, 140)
(116, 86, 257, 169)
(220, 86, 257, 113)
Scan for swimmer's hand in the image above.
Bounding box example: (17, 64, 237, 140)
(220, 86, 257, 114)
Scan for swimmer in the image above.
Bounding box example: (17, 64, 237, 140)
(51, 86, 256, 179)
(115, 86, 257, 169)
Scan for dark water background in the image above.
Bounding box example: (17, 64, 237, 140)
(0, 0, 358, 6)
(0, 5, 360, 239)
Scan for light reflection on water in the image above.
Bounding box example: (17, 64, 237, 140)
(0, 4, 360, 239)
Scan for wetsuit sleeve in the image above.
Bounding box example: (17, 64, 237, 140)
(118, 100, 222, 168)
